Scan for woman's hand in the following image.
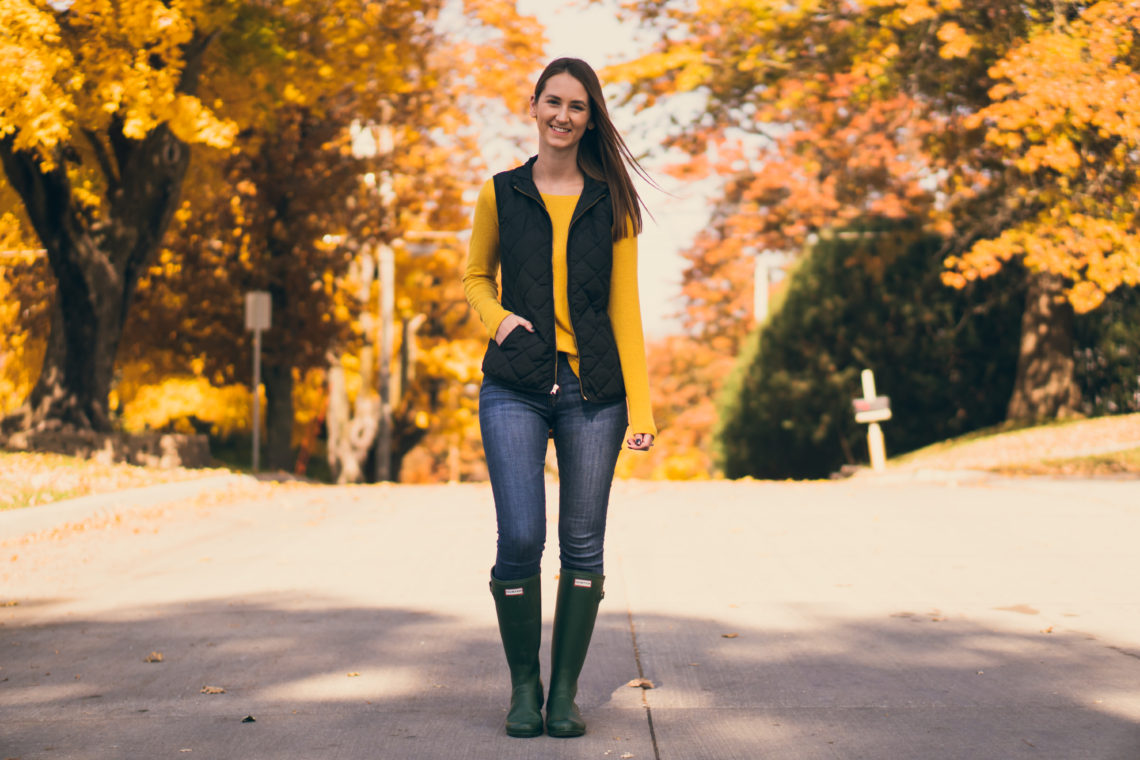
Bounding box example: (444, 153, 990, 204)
(495, 313, 535, 345)
(626, 433, 654, 451)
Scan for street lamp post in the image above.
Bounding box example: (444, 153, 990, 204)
(374, 241, 394, 482)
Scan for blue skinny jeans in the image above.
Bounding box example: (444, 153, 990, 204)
(479, 353, 627, 581)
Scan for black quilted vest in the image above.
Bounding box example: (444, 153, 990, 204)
(480, 157, 626, 402)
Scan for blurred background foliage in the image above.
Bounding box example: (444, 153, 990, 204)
(3, 0, 1138, 482)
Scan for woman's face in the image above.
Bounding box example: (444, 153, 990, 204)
(530, 72, 593, 154)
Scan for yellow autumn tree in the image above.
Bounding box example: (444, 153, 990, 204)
(0, 202, 49, 416)
(105, 0, 542, 478)
(1, 0, 235, 432)
(0, 0, 543, 472)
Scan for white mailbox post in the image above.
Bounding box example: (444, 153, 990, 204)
(852, 369, 891, 472)
(245, 291, 272, 473)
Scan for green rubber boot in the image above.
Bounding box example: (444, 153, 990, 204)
(546, 569, 604, 738)
(489, 572, 544, 737)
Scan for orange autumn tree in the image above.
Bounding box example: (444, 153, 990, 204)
(943, 1, 1140, 418)
(603, 0, 943, 475)
(608, 0, 1140, 423)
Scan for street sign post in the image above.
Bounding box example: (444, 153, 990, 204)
(245, 291, 272, 473)
(852, 369, 891, 472)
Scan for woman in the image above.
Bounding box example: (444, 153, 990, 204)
(463, 57, 657, 738)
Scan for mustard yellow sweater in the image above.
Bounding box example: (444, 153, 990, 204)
(463, 179, 656, 436)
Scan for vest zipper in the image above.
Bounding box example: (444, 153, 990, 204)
(567, 193, 606, 401)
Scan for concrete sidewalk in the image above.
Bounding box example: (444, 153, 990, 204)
(2, 476, 1138, 759)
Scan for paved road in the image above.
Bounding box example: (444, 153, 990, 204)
(2, 474, 1138, 759)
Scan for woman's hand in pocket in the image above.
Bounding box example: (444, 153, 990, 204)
(495, 314, 535, 345)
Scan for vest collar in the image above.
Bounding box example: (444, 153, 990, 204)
(509, 155, 609, 207)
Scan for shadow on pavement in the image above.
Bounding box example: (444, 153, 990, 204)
(4, 595, 1139, 759)
(629, 608, 1140, 760)
(0, 595, 646, 760)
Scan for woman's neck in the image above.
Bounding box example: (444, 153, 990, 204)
(532, 149, 583, 195)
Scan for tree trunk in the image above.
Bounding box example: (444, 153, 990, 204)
(1006, 272, 1082, 422)
(0, 126, 191, 432)
(389, 410, 428, 483)
(0, 32, 213, 434)
(262, 361, 295, 472)
(325, 353, 378, 484)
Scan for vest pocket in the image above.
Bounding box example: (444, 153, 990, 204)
(482, 327, 550, 388)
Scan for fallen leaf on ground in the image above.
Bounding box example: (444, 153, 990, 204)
(200, 685, 225, 694)
(347, 672, 361, 677)
(242, 715, 256, 723)
(721, 633, 739, 639)
(1041, 626, 1054, 634)
(144, 651, 164, 663)
(626, 678, 655, 689)
(621, 753, 634, 759)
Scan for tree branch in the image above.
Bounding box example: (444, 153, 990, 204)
(107, 114, 132, 182)
(178, 29, 219, 95)
(83, 129, 120, 190)
(0, 133, 68, 256)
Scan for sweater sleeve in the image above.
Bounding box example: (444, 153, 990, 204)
(463, 179, 511, 337)
(609, 233, 658, 437)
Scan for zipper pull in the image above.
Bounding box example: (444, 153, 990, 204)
(550, 383, 560, 396)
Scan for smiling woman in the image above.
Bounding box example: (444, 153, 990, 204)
(462, 57, 657, 739)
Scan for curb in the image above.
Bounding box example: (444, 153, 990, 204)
(0, 473, 258, 540)
(844, 466, 993, 484)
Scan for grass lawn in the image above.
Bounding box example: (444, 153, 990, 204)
(0, 450, 228, 511)
(890, 413, 1140, 476)
(992, 446, 1140, 477)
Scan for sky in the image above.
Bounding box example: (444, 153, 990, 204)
(510, 0, 714, 339)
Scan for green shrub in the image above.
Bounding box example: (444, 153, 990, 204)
(716, 221, 1025, 479)
(1075, 285, 1140, 416)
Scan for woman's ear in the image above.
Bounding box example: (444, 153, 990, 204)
(529, 95, 537, 118)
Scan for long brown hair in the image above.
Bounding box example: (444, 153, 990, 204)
(533, 58, 652, 241)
